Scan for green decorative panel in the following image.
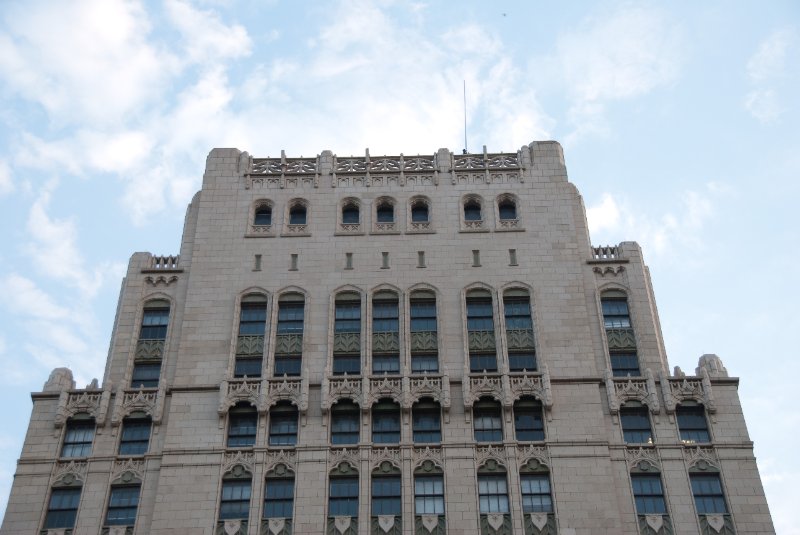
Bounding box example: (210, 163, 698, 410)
(334, 333, 361, 354)
(236, 335, 265, 356)
(480, 513, 512, 535)
(326, 516, 358, 535)
(469, 331, 496, 351)
(135, 339, 164, 360)
(415, 515, 446, 535)
(506, 329, 535, 350)
(275, 334, 302, 355)
(637, 515, 673, 535)
(699, 515, 735, 535)
(371, 515, 401, 534)
(410, 331, 438, 352)
(524, 513, 557, 535)
(260, 518, 292, 535)
(605, 328, 636, 350)
(372, 332, 400, 353)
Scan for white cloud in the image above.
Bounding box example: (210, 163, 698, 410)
(0, 160, 13, 196)
(586, 193, 620, 235)
(0, 0, 177, 126)
(548, 6, 682, 144)
(744, 29, 795, 123)
(165, 0, 252, 63)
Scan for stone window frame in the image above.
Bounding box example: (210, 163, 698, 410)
(407, 195, 434, 234)
(329, 288, 365, 377)
(460, 193, 490, 232)
(494, 193, 523, 232)
(407, 286, 441, 375)
(337, 197, 364, 235)
(598, 285, 642, 378)
(282, 198, 311, 237)
(125, 295, 174, 390)
(246, 198, 275, 237)
(368, 286, 403, 376)
(372, 196, 401, 234)
(229, 289, 271, 380)
(499, 285, 539, 374)
(269, 289, 308, 379)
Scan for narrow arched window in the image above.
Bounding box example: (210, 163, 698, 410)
(411, 200, 429, 222)
(376, 202, 394, 223)
(412, 399, 441, 443)
(268, 401, 298, 446)
(289, 204, 307, 225)
(473, 398, 502, 442)
(227, 403, 257, 447)
(498, 199, 517, 220)
(342, 203, 360, 224)
(464, 200, 482, 221)
(254, 205, 272, 226)
(372, 399, 401, 444)
(331, 400, 360, 445)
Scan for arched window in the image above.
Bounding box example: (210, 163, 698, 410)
(219, 477, 252, 520)
(620, 402, 652, 444)
(61, 415, 95, 458)
(333, 292, 362, 375)
(274, 293, 304, 377)
(227, 403, 257, 447)
(676, 403, 711, 444)
(473, 398, 502, 442)
(498, 199, 517, 220)
(412, 399, 441, 443)
(503, 289, 536, 372)
(331, 400, 360, 445)
(372, 290, 400, 374)
(44, 486, 82, 530)
(329, 467, 359, 518)
(631, 473, 667, 515)
(289, 203, 307, 225)
(372, 399, 401, 444)
(254, 203, 272, 226)
(235, 294, 268, 378)
(268, 401, 298, 446)
(466, 289, 497, 372)
(411, 199, 429, 223)
(119, 414, 151, 455)
(601, 289, 640, 377)
(342, 201, 360, 224)
(376, 200, 394, 223)
(139, 300, 170, 340)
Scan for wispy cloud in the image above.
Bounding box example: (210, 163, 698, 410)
(0, 160, 13, 196)
(745, 29, 795, 123)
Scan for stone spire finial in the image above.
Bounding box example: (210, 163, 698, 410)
(696, 354, 728, 378)
(43, 367, 75, 392)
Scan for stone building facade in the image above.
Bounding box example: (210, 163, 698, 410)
(1, 141, 774, 534)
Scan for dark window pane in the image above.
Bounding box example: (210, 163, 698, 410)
(335, 302, 361, 333)
(514, 402, 544, 441)
(140, 308, 169, 340)
(44, 488, 81, 529)
(62, 421, 94, 458)
(677, 406, 710, 444)
(464, 202, 481, 221)
(119, 418, 151, 455)
(106, 485, 140, 525)
(691, 474, 728, 514)
(413, 405, 441, 443)
(333, 355, 361, 375)
(602, 298, 631, 329)
(414, 476, 444, 515)
(411, 354, 439, 374)
(228, 408, 257, 447)
(331, 404, 360, 445)
(521, 474, 553, 513)
(611, 353, 640, 377)
(269, 407, 298, 446)
(264, 478, 294, 518)
(220, 480, 251, 519)
(504, 298, 532, 329)
(131, 363, 160, 388)
(478, 475, 509, 513)
(329, 477, 359, 517)
(467, 300, 494, 331)
(289, 206, 306, 225)
(254, 207, 272, 225)
(372, 475, 401, 515)
(372, 402, 400, 444)
(621, 407, 653, 444)
(474, 403, 503, 442)
(239, 303, 267, 335)
(498, 202, 516, 220)
(376, 204, 394, 223)
(632, 475, 667, 514)
(372, 355, 400, 374)
(342, 206, 359, 224)
(411, 204, 429, 222)
(274, 355, 301, 377)
(508, 353, 537, 372)
(235, 357, 263, 378)
(470, 354, 498, 373)
(277, 302, 304, 334)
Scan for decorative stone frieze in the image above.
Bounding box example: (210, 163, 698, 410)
(593, 265, 625, 277)
(144, 274, 179, 286)
(505, 329, 535, 350)
(111, 383, 166, 425)
(660, 371, 716, 414)
(372, 515, 401, 535)
(604, 369, 660, 414)
(263, 376, 309, 417)
(517, 445, 549, 471)
(524, 513, 557, 535)
(365, 376, 404, 407)
(265, 449, 297, 474)
(480, 513, 512, 535)
(412, 446, 443, 471)
(606, 328, 637, 350)
(475, 445, 507, 470)
(218, 379, 261, 416)
(223, 450, 255, 475)
(372, 331, 400, 353)
(327, 516, 357, 535)
(462, 373, 505, 410)
(329, 448, 360, 472)
(698, 514, 735, 535)
(333, 332, 361, 353)
(409, 331, 437, 352)
(274, 334, 302, 355)
(415, 515, 446, 535)
(638, 515, 673, 535)
(236, 335, 265, 356)
(54, 382, 112, 428)
(406, 374, 451, 410)
(216, 519, 247, 535)
(626, 446, 662, 472)
(683, 446, 719, 471)
(468, 330, 496, 351)
(370, 447, 402, 472)
(111, 458, 145, 483)
(261, 518, 292, 535)
(507, 368, 553, 410)
(322, 375, 365, 411)
(52, 460, 88, 486)
(135, 339, 165, 360)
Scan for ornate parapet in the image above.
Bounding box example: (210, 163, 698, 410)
(322, 375, 366, 411)
(626, 446, 661, 472)
(412, 446, 444, 471)
(507, 368, 553, 411)
(462, 373, 505, 410)
(54, 382, 112, 428)
(218, 379, 261, 416)
(406, 374, 450, 410)
(262, 376, 309, 417)
(605, 369, 660, 414)
(659, 371, 716, 414)
(365, 376, 404, 407)
(111, 383, 166, 425)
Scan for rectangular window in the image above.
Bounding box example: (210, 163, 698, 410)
(520, 474, 553, 513)
(414, 475, 444, 515)
(411, 354, 439, 374)
(601, 299, 631, 328)
(235, 356, 263, 378)
(333, 354, 361, 375)
(331, 405, 360, 445)
(372, 300, 399, 332)
(508, 352, 537, 372)
(105, 485, 140, 526)
(119, 418, 151, 455)
(277, 302, 304, 334)
(131, 362, 160, 388)
(372, 354, 400, 374)
(335, 302, 361, 333)
(264, 477, 294, 519)
(219, 479, 252, 520)
(631, 474, 667, 515)
(274, 355, 301, 377)
(239, 303, 268, 336)
(140, 308, 169, 340)
(514, 401, 544, 441)
(470, 354, 498, 373)
(611, 352, 640, 377)
(372, 475, 401, 516)
(690, 474, 728, 514)
(677, 406, 711, 444)
(61, 420, 94, 458)
(329, 476, 359, 517)
(478, 474, 509, 514)
(410, 300, 437, 332)
(467, 300, 494, 331)
(620, 407, 653, 444)
(473, 403, 503, 442)
(412, 404, 441, 443)
(44, 487, 81, 529)
(228, 408, 257, 447)
(504, 298, 533, 330)
(269, 409, 298, 446)
(372, 403, 401, 444)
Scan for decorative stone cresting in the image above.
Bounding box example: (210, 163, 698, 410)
(112, 383, 166, 425)
(683, 446, 719, 471)
(111, 458, 144, 482)
(406, 374, 451, 410)
(626, 446, 661, 472)
(218, 379, 261, 416)
(507, 367, 553, 410)
(605, 369, 660, 414)
(462, 374, 504, 409)
(476, 445, 507, 469)
(52, 460, 88, 485)
(660, 369, 716, 414)
(329, 448, 360, 471)
(517, 445, 549, 470)
(366, 376, 404, 407)
(371, 447, 402, 471)
(696, 354, 728, 378)
(322, 376, 365, 410)
(54, 382, 112, 428)
(263, 376, 309, 417)
(223, 450, 255, 475)
(412, 446, 444, 470)
(265, 449, 297, 473)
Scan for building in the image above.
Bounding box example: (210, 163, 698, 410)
(1, 141, 774, 535)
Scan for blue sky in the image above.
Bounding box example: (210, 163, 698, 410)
(1, 0, 798, 529)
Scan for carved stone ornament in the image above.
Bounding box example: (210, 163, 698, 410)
(683, 446, 719, 471)
(530, 513, 549, 530)
(366, 376, 404, 406)
(421, 515, 439, 533)
(268, 518, 286, 535)
(111, 458, 145, 482)
(413, 446, 444, 471)
(112, 385, 162, 426)
(52, 460, 88, 485)
(378, 515, 395, 532)
(54, 382, 112, 428)
(334, 516, 352, 534)
(508, 367, 553, 409)
(218, 379, 261, 416)
(322, 376, 365, 410)
(518, 445, 549, 470)
(706, 515, 725, 533)
(144, 274, 178, 286)
(487, 513, 505, 531)
(108, 526, 128, 535)
(224, 519, 241, 535)
(263, 377, 309, 415)
(593, 265, 626, 277)
(604, 369, 660, 414)
(223, 450, 255, 476)
(407, 374, 451, 409)
(660, 370, 716, 414)
(462, 373, 504, 409)
(476, 445, 507, 470)
(626, 447, 661, 472)
(329, 448, 360, 472)
(645, 515, 664, 532)
(371, 447, 401, 472)
(265, 449, 297, 473)
(46, 529, 67, 535)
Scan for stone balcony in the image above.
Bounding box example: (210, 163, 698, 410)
(322, 374, 451, 412)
